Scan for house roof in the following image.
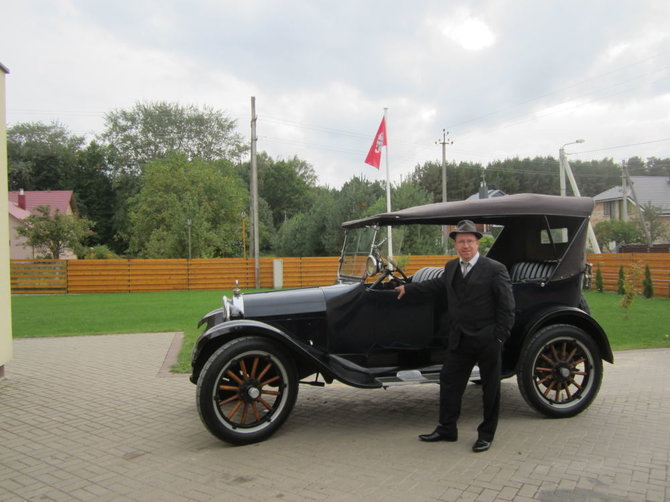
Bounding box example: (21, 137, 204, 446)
(466, 188, 507, 200)
(8, 203, 32, 221)
(8, 190, 77, 218)
(593, 176, 670, 214)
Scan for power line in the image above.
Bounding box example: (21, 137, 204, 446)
(575, 138, 670, 155)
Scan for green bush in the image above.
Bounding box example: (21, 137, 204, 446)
(643, 264, 653, 298)
(84, 245, 120, 259)
(595, 265, 604, 293)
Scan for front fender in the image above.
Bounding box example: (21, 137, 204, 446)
(519, 305, 614, 364)
(190, 319, 330, 385)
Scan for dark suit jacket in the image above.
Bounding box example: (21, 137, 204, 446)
(404, 256, 515, 350)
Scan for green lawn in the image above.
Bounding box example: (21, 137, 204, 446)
(10, 289, 250, 372)
(11, 289, 670, 373)
(583, 291, 670, 350)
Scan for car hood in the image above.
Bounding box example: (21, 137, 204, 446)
(242, 283, 357, 318)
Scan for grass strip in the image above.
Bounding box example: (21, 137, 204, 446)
(11, 289, 670, 374)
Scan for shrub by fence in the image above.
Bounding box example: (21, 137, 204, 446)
(10, 253, 670, 297)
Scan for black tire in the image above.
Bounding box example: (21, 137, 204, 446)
(517, 324, 602, 418)
(196, 336, 298, 445)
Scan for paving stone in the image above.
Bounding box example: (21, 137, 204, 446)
(1, 334, 669, 501)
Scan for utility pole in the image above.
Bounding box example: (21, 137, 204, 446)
(559, 139, 584, 196)
(621, 166, 628, 221)
(562, 151, 601, 254)
(250, 97, 260, 288)
(436, 129, 453, 203)
(436, 129, 453, 253)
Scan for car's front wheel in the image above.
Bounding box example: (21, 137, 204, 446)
(517, 324, 602, 418)
(196, 336, 298, 445)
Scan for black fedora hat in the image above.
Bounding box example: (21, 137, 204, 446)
(449, 219, 483, 240)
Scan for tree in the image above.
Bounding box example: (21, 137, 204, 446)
(642, 264, 654, 298)
(7, 122, 84, 191)
(570, 158, 621, 197)
(594, 220, 642, 251)
(273, 214, 313, 257)
(273, 176, 385, 257)
(69, 141, 117, 249)
(7, 122, 119, 251)
(617, 265, 625, 295)
(127, 155, 247, 258)
(410, 160, 483, 202)
(368, 180, 440, 255)
(100, 101, 247, 176)
(639, 202, 668, 244)
(15, 206, 94, 259)
(595, 265, 604, 293)
(258, 155, 317, 227)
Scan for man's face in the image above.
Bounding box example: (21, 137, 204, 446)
(454, 233, 480, 262)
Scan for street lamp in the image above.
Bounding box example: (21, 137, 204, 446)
(559, 139, 585, 196)
(557, 139, 600, 253)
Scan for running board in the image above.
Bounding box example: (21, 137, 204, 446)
(375, 367, 481, 388)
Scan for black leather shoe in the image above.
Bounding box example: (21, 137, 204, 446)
(472, 439, 491, 452)
(419, 430, 457, 442)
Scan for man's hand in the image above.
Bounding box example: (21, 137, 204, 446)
(395, 285, 406, 299)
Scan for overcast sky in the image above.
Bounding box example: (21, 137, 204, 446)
(2, 0, 670, 188)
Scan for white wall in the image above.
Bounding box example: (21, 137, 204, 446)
(0, 63, 13, 376)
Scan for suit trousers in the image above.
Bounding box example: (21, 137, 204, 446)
(435, 335, 502, 442)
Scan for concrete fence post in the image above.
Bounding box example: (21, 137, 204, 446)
(273, 259, 283, 290)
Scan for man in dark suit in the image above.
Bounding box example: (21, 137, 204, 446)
(395, 219, 515, 452)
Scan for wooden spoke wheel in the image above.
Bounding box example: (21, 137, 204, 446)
(197, 337, 298, 445)
(518, 324, 602, 418)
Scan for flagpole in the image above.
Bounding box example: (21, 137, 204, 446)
(383, 108, 393, 259)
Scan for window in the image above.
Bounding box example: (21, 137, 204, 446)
(603, 201, 612, 217)
(540, 228, 569, 244)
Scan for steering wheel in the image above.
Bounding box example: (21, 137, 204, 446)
(385, 256, 409, 282)
(368, 256, 408, 290)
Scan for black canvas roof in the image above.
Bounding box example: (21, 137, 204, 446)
(342, 193, 594, 228)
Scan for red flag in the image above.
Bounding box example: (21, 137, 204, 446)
(364, 117, 387, 169)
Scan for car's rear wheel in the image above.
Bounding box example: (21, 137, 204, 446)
(196, 336, 298, 445)
(517, 324, 602, 418)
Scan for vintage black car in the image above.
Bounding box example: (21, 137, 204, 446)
(190, 193, 613, 445)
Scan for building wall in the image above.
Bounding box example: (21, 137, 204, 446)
(9, 215, 32, 259)
(592, 199, 631, 225)
(10, 210, 78, 260)
(0, 63, 13, 376)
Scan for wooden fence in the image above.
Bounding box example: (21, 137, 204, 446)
(9, 254, 670, 297)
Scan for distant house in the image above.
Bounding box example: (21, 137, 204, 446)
(592, 176, 670, 238)
(466, 188, 507, 201)
(8, 189, 78, 259)
(464, 186, 507, 236)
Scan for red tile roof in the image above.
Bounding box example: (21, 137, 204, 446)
(8, 190, 77, 218)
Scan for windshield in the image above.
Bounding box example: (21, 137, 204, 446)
(338, 224, 447, 281)
(338, 226, 378, 280)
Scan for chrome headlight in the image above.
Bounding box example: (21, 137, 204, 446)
(366, 255, 380, 276)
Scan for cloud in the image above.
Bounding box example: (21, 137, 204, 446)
(2, 0, 670, 189)
(436, 10, 496, 51)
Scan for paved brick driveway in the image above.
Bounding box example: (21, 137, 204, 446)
(1, 333, 669, 501)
